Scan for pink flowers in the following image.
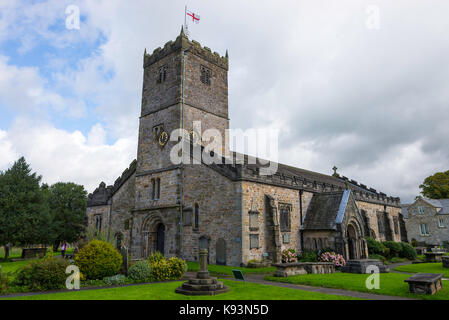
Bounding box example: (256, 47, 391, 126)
(282, 249, 298, 263)
(320, 251, 346, 267)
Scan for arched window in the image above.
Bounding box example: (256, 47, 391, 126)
(194, 203, 199, 230)
(156, 178, 160, 199)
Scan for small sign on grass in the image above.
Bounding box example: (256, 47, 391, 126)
(232, 269, 245, 282)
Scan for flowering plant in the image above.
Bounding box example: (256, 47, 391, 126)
(320, 251, 346, 267)
(282, 249, 298, 263)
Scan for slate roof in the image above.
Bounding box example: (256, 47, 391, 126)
(302, 190, 350, 230)
(401, 204, 410, 219)
(422, 198, 449, 215)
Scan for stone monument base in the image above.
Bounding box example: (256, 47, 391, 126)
(341, 259, 389, 273)
(175, 276, 230, 296)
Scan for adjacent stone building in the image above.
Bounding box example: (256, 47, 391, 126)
(86, 28, 407, 266)
(403, 198, 449, 246)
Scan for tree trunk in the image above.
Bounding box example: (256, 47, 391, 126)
(4, 245, 10, 260)
(53, 240, 60, 252)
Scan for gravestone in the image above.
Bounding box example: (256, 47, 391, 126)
(341, 259, 389, 273)
(442, 256, 449, 268)
(121, 246, 129, 275)
(216, 239, 226, 265)
(175, 249, 229, 295)
(425, 252, 444, 263)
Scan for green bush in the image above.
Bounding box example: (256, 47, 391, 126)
(400, 242, 417, 260)
(382, 241, 402, 258)
(150, 259, 172, 281)
(0, 271, 11, 294)
(128, 260, 152, 282)
(298, 250, 318, 262)
(149, 256, 187, 281)
(13, 258, 70, 291)
(368, 254, 386, 262)
(168, 257, 187, 280)
(74, 240, 122, 280)
(366, 237, 388, 256)
(147, 251, 165, 264)
(103, 274, 127, 286)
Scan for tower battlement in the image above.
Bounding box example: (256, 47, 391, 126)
(143, 27, 229, 70)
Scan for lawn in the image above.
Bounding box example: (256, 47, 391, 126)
(1, 279, 358, 300)
(264, 272, 449, 300)
(0, 260, 32, 276)
(394, 263, 449, 278)
(186, 262, 275, 276)
(0, 247, 74, 262)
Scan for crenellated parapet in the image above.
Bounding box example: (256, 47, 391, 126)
(143, 26, 229, 70)
(87, 159, 137, 207)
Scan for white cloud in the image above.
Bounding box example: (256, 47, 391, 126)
(0, 119, 137, 192)
(1, 0, 449, 203)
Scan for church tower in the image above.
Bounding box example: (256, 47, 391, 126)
(132, 28, 229, 257)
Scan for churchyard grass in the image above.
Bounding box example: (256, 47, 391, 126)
(394, 263, 449, 278)
(264, 272, 449, 300)
(186, 262, 275, 275)
(0, 260, 31, 276)
(1, 279, 359, 300)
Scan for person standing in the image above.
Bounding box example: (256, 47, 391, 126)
(61, 241, 67, 258)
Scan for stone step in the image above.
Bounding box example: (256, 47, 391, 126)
(181, 282, 224, 291)
(188, 278, 218, 285)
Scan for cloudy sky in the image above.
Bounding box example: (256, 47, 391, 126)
(0, 0, 448, 203)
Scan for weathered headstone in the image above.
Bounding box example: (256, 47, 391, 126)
(121, 246, 129, 276)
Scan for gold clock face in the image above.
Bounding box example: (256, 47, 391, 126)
(158, 131, 169, 147)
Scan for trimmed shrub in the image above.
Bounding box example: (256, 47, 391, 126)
(400, 242, 417, 260)
(150, 259, 171, 281)
(74, 240, 122, 280)
(168, 257, 187, 280)
(0, 272, 10, 294)
(298, 250, 318, 262)
(368, 254, 386, 262)
(103, 274, 127, 286)
(382, 241, 402, 258)
(128, 260, 152, 282)
(149, 256, 187, 281)
(13, 258, 70, 291)
(147, 251, 165, 264)
(366, 237, 388, 256)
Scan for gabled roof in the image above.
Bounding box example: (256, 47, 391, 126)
(302, 190, 351, 230)
(421, 198, 449, 215)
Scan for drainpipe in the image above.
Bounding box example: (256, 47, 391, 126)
(179, 49, 188, 257)
(299, 190, 304, 251)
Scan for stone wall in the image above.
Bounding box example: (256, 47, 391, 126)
(356, 201, 403, 242)
(240, 181, 308, 264)
(109, 173, 136, 250)
(86, 205, 110, 233)
(181, 163, 242, 266)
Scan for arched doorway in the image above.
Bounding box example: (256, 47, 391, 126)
(347, 223, 359, 260)
(216, 238, 226, 265)
(156, 223, 165, 254)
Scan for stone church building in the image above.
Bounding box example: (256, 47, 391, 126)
(87, 28, 407, 266)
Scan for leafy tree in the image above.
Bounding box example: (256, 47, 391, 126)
(47, 182, 87, 250)
(419, 170, 449, 199)
(0, 157, 51, 259)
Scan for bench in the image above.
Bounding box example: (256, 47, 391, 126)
(404, 273, 444, 295)
(21, 248, 47, 259)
